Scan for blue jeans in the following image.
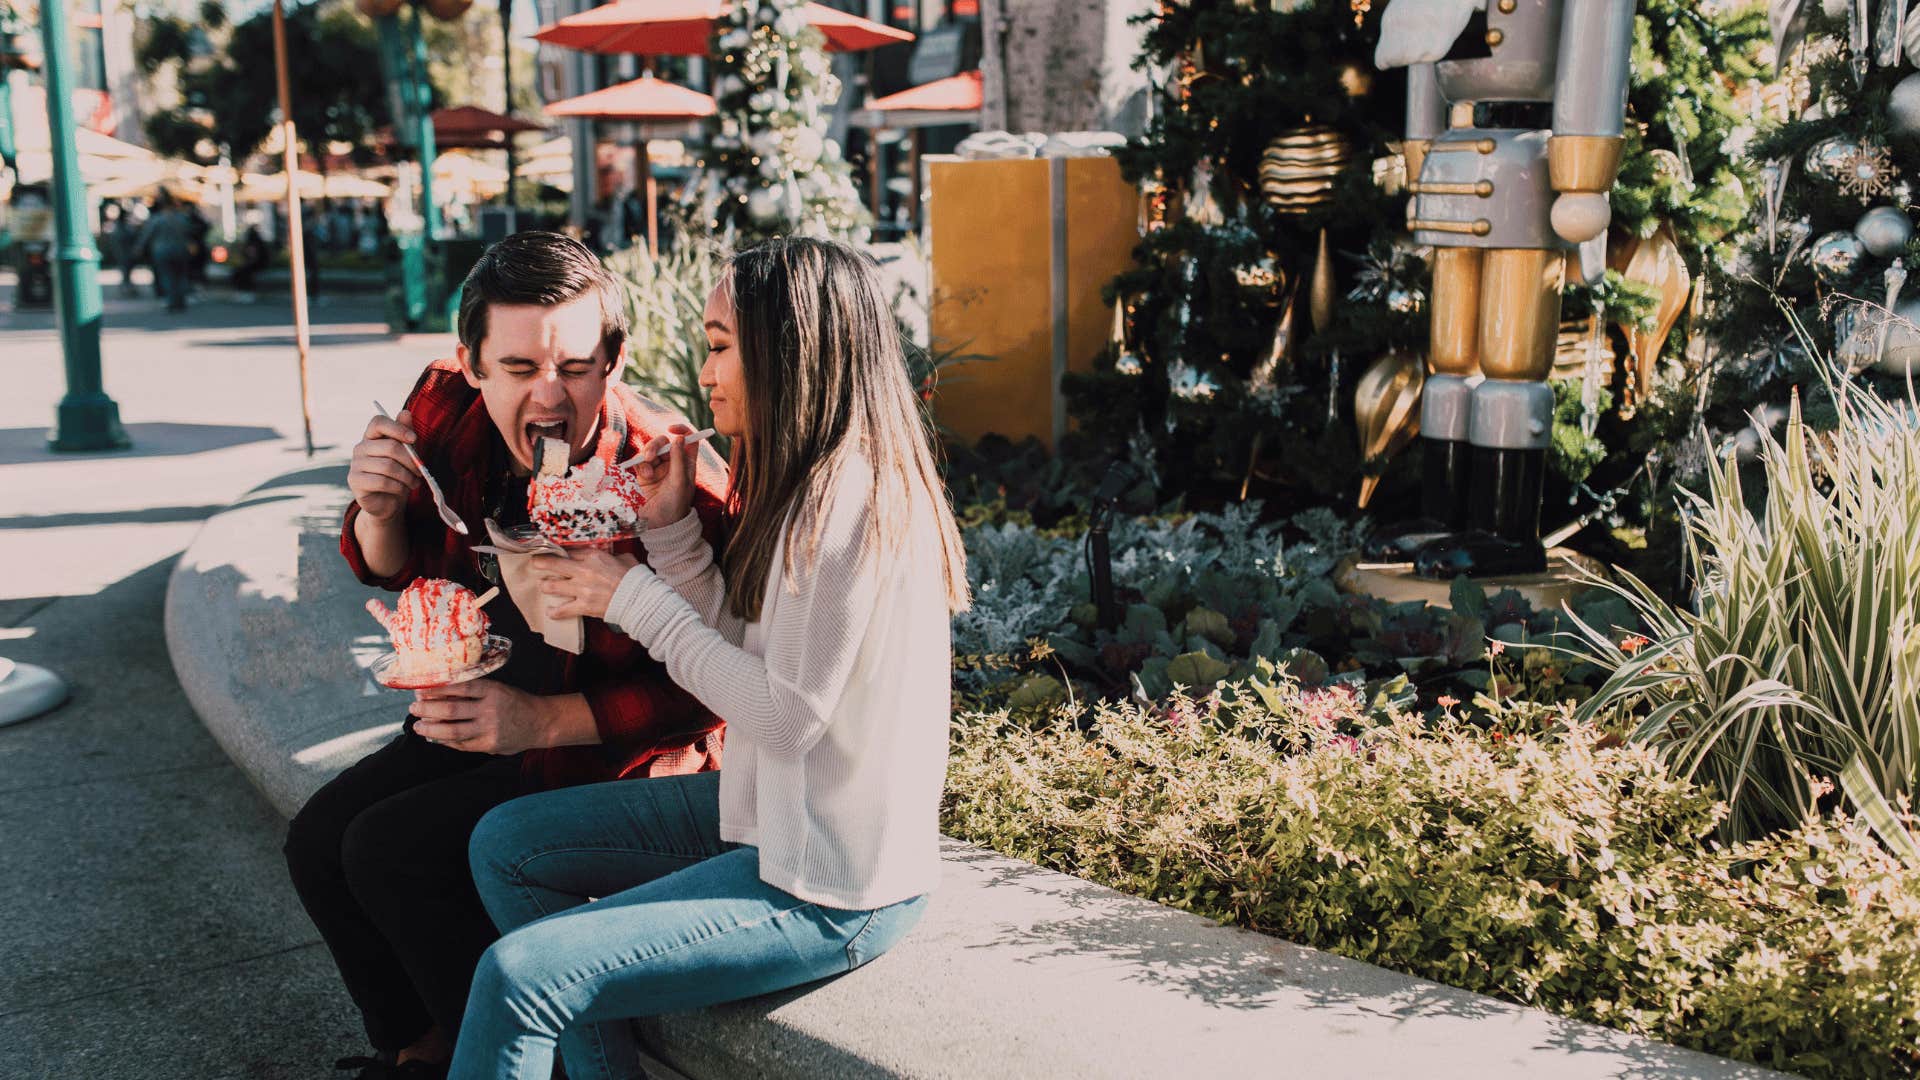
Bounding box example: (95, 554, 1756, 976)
(454, 772, 928, 1080)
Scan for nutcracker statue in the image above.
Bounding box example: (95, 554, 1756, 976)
(1366, 0, 1635, 577)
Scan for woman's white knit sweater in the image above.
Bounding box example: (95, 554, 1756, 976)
(604, 461, 951, 909)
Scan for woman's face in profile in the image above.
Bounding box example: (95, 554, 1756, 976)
(700, 285, 748, 439)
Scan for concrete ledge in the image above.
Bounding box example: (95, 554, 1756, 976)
(165, 466, 1787, 1080)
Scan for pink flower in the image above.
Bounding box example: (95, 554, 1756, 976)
(1488, 639, 1507, 656)
(1620, 634, 1650, 655)
(1437, 694, 1460, 708)
(1324, 733, 1362, 756)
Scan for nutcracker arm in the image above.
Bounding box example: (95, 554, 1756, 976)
(1402, 62, 1448, 180)
(1548, 0, 1635, 193)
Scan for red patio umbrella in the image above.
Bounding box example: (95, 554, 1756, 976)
(431, 106, 546, 150)
(867, 70, 984, 116)
(545, 74, 718, 255)
(860, 71, 983, 231)
(533, 0, 912, 55)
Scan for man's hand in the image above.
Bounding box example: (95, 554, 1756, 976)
(348, 409, 422, 522)
(627, 423, 699, 531)
(534, 549, 640, 622)
(411, 679, 550, 755)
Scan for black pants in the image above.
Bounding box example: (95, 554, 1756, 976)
(284, 724, 526, 1053)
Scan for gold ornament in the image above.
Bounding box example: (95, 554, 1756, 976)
(1309, 228, 1335, 333)
(1338, 63, 1374, 97)
(1835, 142, 1896, 203)
(1353, 350, 1425, 508)
(1259, 126, 1352, 213)
(1608, 221, 1691, 415)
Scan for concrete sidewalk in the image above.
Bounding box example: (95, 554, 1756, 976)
(1, 283, 450, 1078)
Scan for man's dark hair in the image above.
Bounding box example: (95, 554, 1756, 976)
(455, 230, 628, 376)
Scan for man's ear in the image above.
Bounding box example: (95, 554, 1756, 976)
(456, 343, 484, 388)
(601, 333, 628, 381)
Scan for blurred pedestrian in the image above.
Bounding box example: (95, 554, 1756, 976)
(111, 201, 142, 298)
(231, 225, 269, 295)
(139, 192, 194, 313)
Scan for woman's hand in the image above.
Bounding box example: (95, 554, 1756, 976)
(628, 423, 699, 531)
(534, 549, 640, 621)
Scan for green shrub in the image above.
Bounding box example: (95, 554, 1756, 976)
(609, 243, 725, 449)
(945, 684, 1920, 1077)
(1563, 382, 1920, 847)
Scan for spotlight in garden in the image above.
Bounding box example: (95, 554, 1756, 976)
(1086, 462, 1137, 632)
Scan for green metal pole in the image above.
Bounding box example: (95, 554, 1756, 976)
(0, 2, 21, 172)
(0, 74, 15, 172)
(40, 0, 126, 452)
(408, 3, 439, 241)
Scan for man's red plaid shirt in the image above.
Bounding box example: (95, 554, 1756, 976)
(341, 359, 731, 791)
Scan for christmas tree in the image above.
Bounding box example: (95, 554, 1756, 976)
(702, 0, 869, 243)
(1703, 3, 1920, 451)
(1071, 0, 1766, 529)
(1540, 0, 1766, 570)
(1073, 0, 1419, 508)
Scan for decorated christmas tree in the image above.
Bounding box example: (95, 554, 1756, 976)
(1539, 0, 1765, 566)
(1072, 0, 1764, 546)
(702, 0, 869, 243)
(1074, 0, 1419, 508)
(1703, 2, 1920, 450)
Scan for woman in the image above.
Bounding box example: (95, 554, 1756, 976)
(450, 237, 970, 1080)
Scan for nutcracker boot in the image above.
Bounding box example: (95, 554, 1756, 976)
(1362, 247, 1480, 561)
(1414, 247, 1562, 578)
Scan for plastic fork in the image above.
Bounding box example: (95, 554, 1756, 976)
(616, 428, 717, 470)
(372, 399, 468, 536)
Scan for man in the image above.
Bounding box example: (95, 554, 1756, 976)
(284, 231, 730, 1080)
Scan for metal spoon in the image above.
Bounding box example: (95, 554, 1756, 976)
(372, 399, 468, 536)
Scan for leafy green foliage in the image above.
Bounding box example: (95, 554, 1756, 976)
(1563, 377, 1920, 847)
(946, 688, 1920, 1077)
(610, 242, 726, 452)
(136, 0, 391, 166)
(953, 499, 1638, 712)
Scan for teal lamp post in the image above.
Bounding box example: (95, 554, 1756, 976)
(370, 0, 458, 331)
(35, 0, 127, 452)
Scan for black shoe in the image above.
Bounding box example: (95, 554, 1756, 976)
(392, 1059, 450, 1080)
(1361, 517, 1452, 562)
(334, 1055, 394, 1079)
(1412, 531, 1547, 579)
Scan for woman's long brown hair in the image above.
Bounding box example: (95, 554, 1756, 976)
(718, 237, 969, 622)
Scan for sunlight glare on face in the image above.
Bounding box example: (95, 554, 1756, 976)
(465, 297, 613, 473)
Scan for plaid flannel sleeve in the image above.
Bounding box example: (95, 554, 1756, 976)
(339, 363, 463, 590)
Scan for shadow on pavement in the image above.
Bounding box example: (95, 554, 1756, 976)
(0, 422, 283, 466)
(189, 331, 397, 349)
(0, 494, 299, 530)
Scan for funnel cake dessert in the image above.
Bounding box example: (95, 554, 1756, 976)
(366, 578, 490, 679)
(527, 436, 647, 543)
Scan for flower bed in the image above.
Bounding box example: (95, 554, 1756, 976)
(943, 685, 1920, 1078)
(953, 498, 1642, 716)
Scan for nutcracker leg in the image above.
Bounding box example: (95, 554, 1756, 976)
(1415, 247, 1563, 578)
(1362, 246, 1482, 560)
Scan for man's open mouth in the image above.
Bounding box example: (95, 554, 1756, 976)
(526, 418, 569, 450)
